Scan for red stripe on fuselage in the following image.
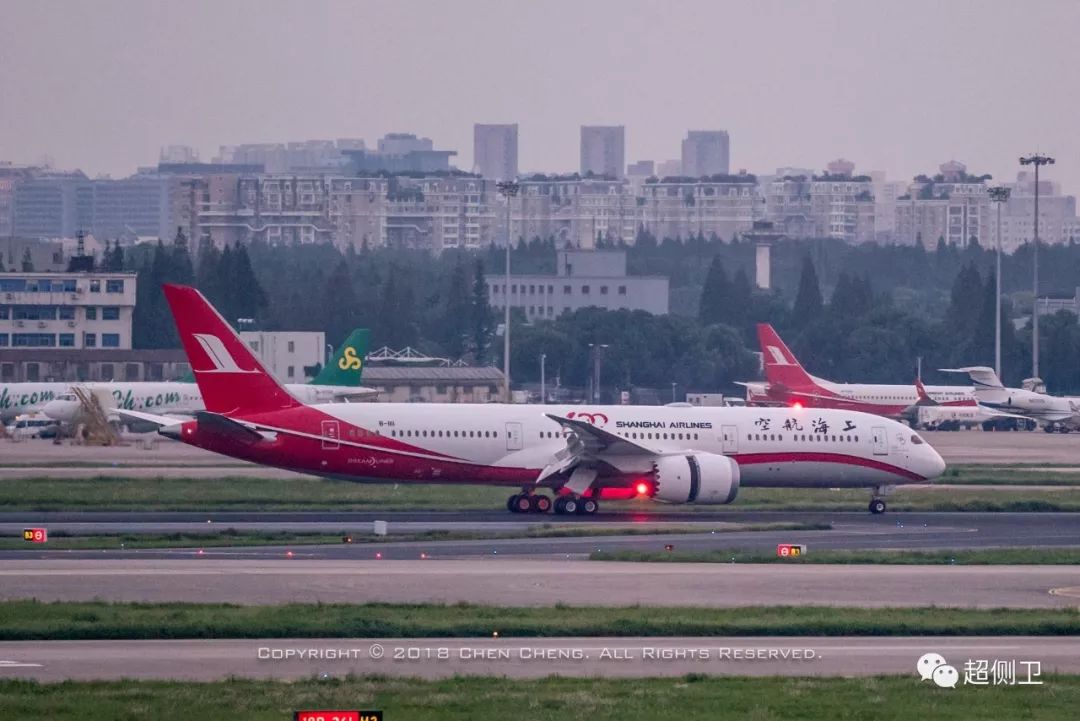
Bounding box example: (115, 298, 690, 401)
(735, 451, 925, 482)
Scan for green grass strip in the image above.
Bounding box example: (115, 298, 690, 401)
(1, 601, 1078, 640)
(5, 475, 1080, 511)
(0, 522, 828, 551)
(2, 675, 1078, 721)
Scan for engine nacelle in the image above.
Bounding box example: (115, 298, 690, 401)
(652, 453, 740, 505)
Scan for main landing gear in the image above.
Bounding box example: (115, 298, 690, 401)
(507, 493, 598, 515)
(868, 484, 893, 515)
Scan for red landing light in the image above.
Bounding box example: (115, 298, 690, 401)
(792, 401, 804, 410)
(286, 550, 294, 558)
(635, 482, 650, 496)
(375, 552, 383, 559)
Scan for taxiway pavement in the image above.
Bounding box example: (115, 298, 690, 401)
(0, 558, 1077, 608)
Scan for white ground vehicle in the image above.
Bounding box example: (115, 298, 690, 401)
(5, 412, 61, 439)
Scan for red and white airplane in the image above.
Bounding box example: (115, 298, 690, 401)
(749, 324, 976, 419)
(120, 286, 945, 515)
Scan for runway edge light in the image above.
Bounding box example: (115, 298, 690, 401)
(777, 543, 806, 558)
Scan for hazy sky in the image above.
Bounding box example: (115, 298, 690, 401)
(3, 0, 1078, 192)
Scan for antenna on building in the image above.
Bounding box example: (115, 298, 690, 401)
(67, 229, 95, 272)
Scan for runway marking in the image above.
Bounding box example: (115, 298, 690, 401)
(0, 660, 43, 668)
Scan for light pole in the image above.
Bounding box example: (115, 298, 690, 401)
(1019, 153, 1055, 379)
(539, 353, 546, 405)
(497, 181, 520, 402)
(988, 186, 1011, 379)
(588, 343, 609, 404)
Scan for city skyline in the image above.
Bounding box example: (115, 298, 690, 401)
(1, 0, 1077, 193)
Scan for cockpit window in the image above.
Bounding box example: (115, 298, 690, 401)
(910, 434, 924, 445)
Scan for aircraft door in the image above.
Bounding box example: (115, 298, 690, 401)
(721, 425, 738, 454)
(321, 419, 340, 450)
(871, 426, 888, 456)
(505, 422, 523, 451)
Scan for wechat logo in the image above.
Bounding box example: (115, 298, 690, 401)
(917, 652, 958, 689)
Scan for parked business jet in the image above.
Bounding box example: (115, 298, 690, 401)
(41, 328, 376, 427)
(119, 285, 945, 514)
(940, 366, 1079, 431)
(750, 324, 975, 418)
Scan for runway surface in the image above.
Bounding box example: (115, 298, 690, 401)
(0, 636, 1074, 681)
(2, 511, 1078, 558)
(1, 558, 1077, 608)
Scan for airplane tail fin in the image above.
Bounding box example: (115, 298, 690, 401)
(939, 366, 1005, 390)
(312, 329, 369, 386)
(162, 284, 301, 416)
(756, 324, 816, 390)
(914, 377, 937, 406)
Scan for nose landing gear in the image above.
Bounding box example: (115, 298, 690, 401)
(868, 485, 893, 514)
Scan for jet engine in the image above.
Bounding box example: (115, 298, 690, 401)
(652, 453, 740, 504)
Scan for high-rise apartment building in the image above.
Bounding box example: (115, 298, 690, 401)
(681, 130, 730, 177)
(473, 124, 518, 180)
(580, 126, 625, 179)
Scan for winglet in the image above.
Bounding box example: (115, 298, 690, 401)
(162, 284, 301, 416)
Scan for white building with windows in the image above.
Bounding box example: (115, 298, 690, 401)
(0, 271, 137, 351)
(239, 330, 325, 382)
(488, 250, 668, 320)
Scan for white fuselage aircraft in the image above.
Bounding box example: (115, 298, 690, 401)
(941, 366, 1079, 431)
(122, 284, 947, 515)
(0, 383, 69, 424)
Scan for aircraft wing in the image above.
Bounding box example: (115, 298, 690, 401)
(535, 413, 657, 487)
(113, 409, 184, 430)
(979, 405, 1033, 421)
(544, 413, 655, 456)
(329, 387, 380, 402)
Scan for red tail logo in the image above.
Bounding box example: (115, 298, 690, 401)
(756, 324, 816, 390)
(163, 284, 300, 416)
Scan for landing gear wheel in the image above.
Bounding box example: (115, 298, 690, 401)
(507, 494, 521, 513)
(532, 495, 552, 513)
(562, 497, 580, 515)
(580, 498, 599, 515)
(553, 497, 568, 515)
(514, 494, 534, 514)
(868, 498, 887, 515)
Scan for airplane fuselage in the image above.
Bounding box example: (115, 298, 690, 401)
(771, 376, 977, 417)
(169, 403, 945, 491)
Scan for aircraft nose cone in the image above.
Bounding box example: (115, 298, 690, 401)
(925, 447, 946, 480)
(42, 400, 70, 421)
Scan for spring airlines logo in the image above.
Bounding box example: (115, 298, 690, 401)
(338, 347, 363, 372)
(192, 334, 258, 374)
(566, 411, 609, 426)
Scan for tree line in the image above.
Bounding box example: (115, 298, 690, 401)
(107, 230, 1080, 395)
